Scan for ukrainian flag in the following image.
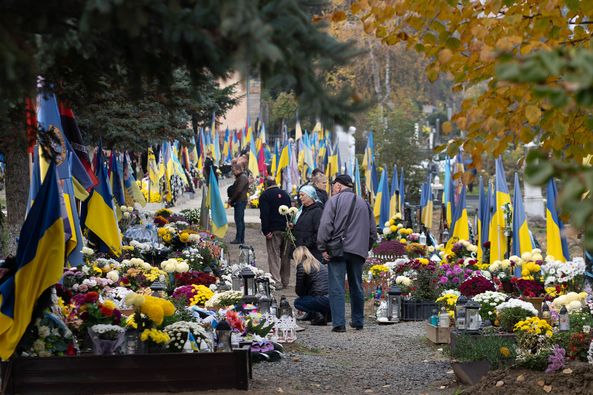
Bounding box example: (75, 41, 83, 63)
(326, 144, 339, 181)
(446, 185, 469, 251)
(83, 147, 122, 256)
(443, 156, 453, 227)
(512, 173, 534, 259)
(354, 159, 362, 197)
(64, 153, 85, 267)
(390, 164, 399, 217)
(477, 176, 486, 262)
(546, 178, 570, 262)
(489, 157, 511, 262)
(206, 166, 228, 238)
(374, 168, 390, 226)
(37, 93, 95, 200)
(123, 153, 146, 207)
(0, 161, 65, 360)
(147, 147, 160, 189)
(109, 151, 125, 207)
(370, 161, 379, 196)
(248, 139, 260, 178)
(399, 168, 405, 219)
(223, 128, 231, 163)
(295, 120, 303, 141)
(421, 176, 433, 230)
(275, 143, 289, 185)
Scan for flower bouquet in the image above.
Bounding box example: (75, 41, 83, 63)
(459, 273, 496, 298)
(496, 298, 538, 332)
(88, 324, 126, 355)
(279, 204, 298, 250)
(140, 328, 171, 353)
(372, 239, 406, 258)
(164, 321, 210, 352)
(472, 291, 507, 323)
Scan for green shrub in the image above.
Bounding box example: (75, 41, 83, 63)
(450, 334, 516, 369)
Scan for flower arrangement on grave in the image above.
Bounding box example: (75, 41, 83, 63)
(472, 291, 507, 322)
(174, 271, 216, 288)
(436, 290, 460, 318)
(125, 292, 175, 326)
(372, 239, 406, 257)
(459, 273, 496, 298)
(205, 290, 243, 309)
(496, 298, 538, 332)
(164, 321, 210, 352)
(511, 277, 544, 298)
(19, 313, 77, 357)
(541, 257, 586, 293)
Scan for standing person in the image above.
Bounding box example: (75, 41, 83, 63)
(293, 246, 330, 325)
(317, 174, 377, 332)
(203, 149, 217, 185)
(311, 171, 329, 205)
(228, 164, 249, 244)
(293, 185, 324, 262)
(259, 176, 292, 289)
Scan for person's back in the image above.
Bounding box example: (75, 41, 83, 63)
(293, 246, 330, 325)
(295, 260, 328, 297)
(317, 174, 377, 333)
(259, 177, 293, 289)
(259, 184, 291, 236)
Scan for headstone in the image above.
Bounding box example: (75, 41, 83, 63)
(524, 182, 545, 219)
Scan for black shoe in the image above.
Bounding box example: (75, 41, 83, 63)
(230, 240, 241, 244)
(349, 322, 363, 330)
(297, 312, 313, 321)
(311, 312, 327, 326)
(332, 326, 346, 332)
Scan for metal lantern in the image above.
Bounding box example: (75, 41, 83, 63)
(465, 300, 481, 332)
(256, 277, 271, 298)
(240, 266, 257, 304)
(231, 275, 242, 291)
(215, 320, 233, 352)
(150, 279, 167, 297)
(455, 295, 468, 330)
(442, 228, 450, 244)
(386, 285, 402, 323)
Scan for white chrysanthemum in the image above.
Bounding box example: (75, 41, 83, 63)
(278, 205, 289, 215)
(106, 270, 120, 282)
(81, 246, 94, 256)
(289, 206, 298, 216)
(383, 227, 392, 235)
(175, 261, 190, 273)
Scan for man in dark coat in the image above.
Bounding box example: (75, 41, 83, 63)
(259, 177, 292, 289)
(228, 164, 250, 244)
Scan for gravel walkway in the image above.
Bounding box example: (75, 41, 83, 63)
(168, 196, 456, 394)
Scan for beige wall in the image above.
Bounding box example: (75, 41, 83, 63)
(219, 72, 260, 131)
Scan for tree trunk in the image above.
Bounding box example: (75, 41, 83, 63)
(3, 129, 29, 256)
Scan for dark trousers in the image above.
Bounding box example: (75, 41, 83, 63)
(328, 253, 365, 328)
(294, 295, 330, 315)
(233, 201, 247, 243)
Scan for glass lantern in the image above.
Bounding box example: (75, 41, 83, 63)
(386, 285, 402, 323)
(231, 275, 242, 291)
(240, 266, 257, 304)
(455, 295, 468, 330)
(465, 300, 481, 332)
(215, 320, 233, 352)
(256, 277, 271, 298)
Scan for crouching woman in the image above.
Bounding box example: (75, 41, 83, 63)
(293, 246, 331, 325)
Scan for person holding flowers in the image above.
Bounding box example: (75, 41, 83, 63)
(259, 177, 293, 289)
(293, 185, 324, 262)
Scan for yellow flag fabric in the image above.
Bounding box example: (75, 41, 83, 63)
(0, 162, 65, 360)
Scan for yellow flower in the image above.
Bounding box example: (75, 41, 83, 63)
(103, 300, 116, 310)
(140, 328, 170, 345)
(500, 347, 511, 358)
(157, 228, 167, 237)
(123, 245, 135, 252)
(189, 284, 214, 306)
(179, 232, 190, 243)
(92, 265, 103, 275)
(400, 239, 407, 244)
(513, 317, 553, 337)
(162, 233, 173, 243)
(389, 219, 395, 226)
(390, 225, 398, 232)
(418, 258, 429, 265)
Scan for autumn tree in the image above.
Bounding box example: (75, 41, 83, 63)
(349, 0, 593, 166)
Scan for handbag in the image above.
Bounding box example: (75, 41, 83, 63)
(326, 193, 358, 258)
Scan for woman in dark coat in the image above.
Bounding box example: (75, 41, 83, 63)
(292, 185, 324, 262)
(293, 246, 330, 325)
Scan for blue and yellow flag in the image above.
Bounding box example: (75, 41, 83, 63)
(446, 185, 469, 251)
(109, 151, 125, 207)
(248, 139, 260, 178)
(546, 178, 570, 262)
(37, 93, 95, 200)
(83, 147, 122, 256)
(477, 176, 487, 262)
(512, 173, 534, 259)
(399, 168, 405, 219)
(123, 153, 147, 207)
(373, 168, 390, 226)
(390, 164, 399, 217)
(275, 143, 290, 185)
(0, 161, 65, 360)
(64, 153, 85, 266)
(354, 159, 362, 197)
(489, 157, 511, 262)
(206, 166, 228, 238)
(420, 175, 433, 230)
(443, 156, 453, 227)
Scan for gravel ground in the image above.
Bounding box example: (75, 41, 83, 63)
(168, 198, 457, 394)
